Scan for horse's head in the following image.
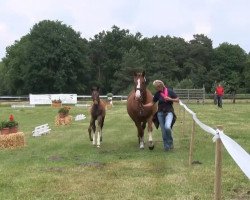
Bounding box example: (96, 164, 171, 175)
(91, 87, 100, 105)
(133, 71, 146, 100)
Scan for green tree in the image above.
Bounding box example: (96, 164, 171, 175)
(212, 43, 246, 79)
(0, 61, 6, 95)
(146, 36, 180, 84)
(242, 60, 250, 93)
(88, 26, 142, 94)
(211, 43, 247, 94)
(175, 78, 194, 89)
(226, 72, 241, 103)
(113, 46, 146, 94)
(2, 20, 90, 95)
(188, 34, 213, 91)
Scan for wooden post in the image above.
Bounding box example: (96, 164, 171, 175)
(189, 119, 195, 166)
(182, 109, 186, 136)
(214, 125, 223, 200)
(178, 103, 181, 116)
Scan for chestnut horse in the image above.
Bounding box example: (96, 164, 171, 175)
(127, 71, 158, 149)
(88, 87, 106, 148)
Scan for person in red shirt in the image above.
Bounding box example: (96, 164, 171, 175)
(215, 83, 224, 108)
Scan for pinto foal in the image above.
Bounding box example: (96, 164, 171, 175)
(88, 87, 106, 148)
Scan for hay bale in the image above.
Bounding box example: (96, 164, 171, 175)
(51, 102, 62, 108)
(55, 115, 72, 126)
(0, 132, 25, 149)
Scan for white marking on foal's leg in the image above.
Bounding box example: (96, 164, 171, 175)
(140, 141, 144, 149)
(97, 131, 101, 148)
(92, 133, 96, 145)
(139, 136, 144, 149)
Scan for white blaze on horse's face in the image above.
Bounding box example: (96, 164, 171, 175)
(135, 79, 141, 99)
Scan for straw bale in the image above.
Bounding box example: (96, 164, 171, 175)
(51, 102, 62, 108)
(55, 115, 72, 126)
(0, 132, 25, 149)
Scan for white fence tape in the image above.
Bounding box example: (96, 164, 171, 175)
(219, 130, 250, 179)
(179, 100, 217, 136)
(179, 100, 250, 179)
(75, 114, 86, 121)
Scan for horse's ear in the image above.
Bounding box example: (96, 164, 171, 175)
(133, 72, 137, 77)
(142, 71, 145, 77)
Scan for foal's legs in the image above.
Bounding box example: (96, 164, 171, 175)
(88, 118, 96, 145)
(96, 116, 104, 148)
(100, 116, 105, 142)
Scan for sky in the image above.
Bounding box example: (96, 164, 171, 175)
(1, 0, 250, 61)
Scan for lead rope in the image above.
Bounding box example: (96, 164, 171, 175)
(138, 90, 144, 115)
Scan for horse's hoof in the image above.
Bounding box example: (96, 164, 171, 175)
(148, 141, 154, 150)
(97, 145, 100, 148)
(89, 135, 93, 141)
(139, 141, 144, 149)
(149, 145, 154, 150)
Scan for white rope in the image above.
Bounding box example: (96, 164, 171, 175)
(219, 130, 250, 179)
(179, 100, 250, 179)
(179, 100, 217, 136)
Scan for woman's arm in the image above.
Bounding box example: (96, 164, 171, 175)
(164, 96, 179, 103)
(143, 101, 155, 108)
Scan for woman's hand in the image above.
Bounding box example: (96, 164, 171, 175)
(143, 102, 154, 107)
(164, 96, 171, 101)
(164, 96, 179, 103)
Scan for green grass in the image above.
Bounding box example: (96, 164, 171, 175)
(0, 102, 249, 199)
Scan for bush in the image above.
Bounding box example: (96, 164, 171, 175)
(107, 93, 113, 98)
(58, 106, 70, 116)
(0, 120, 8, 130)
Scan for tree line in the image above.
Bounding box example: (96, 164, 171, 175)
(0, 20, 250, 96)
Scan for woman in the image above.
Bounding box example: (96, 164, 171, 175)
(143, 80, 179, 151)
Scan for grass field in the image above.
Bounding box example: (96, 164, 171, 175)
(0, 101, 249, 199)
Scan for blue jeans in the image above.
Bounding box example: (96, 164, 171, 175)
(157, 111, 173, 150)
(217, 96, 222, 108)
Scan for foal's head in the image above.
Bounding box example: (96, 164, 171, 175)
(91, 87, 100, 105)
(134, 71, 146, 99)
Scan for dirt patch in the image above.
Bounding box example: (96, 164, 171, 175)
(48, 155, 65, 161)
(78, 161, 106, 168)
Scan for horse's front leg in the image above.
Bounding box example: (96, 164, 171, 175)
(147, 118, 154, 150)
(100, 116, 105, 142)
(96, 116, 103, 148)
(136, 122, 144, 149)
(88, 118, 96, 145)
